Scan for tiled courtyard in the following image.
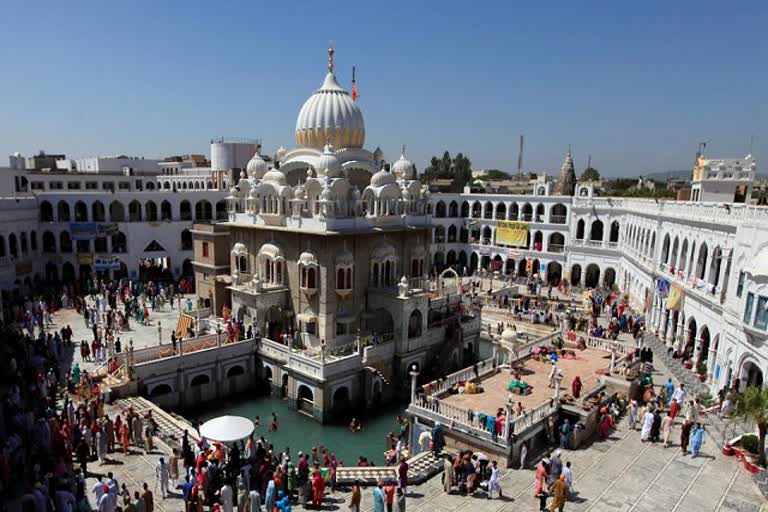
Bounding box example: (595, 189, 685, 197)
(442, 348, 611, 413)
(83, 408, 766, 512)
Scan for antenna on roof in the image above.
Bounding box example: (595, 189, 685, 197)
(587, 154, 592, 169)
(517, 135, 524, 177)
(749, 134, 755, 156)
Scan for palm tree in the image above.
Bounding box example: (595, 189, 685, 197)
(733, 386, 768, 466)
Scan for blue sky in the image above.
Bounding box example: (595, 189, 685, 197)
(1, 1, 766, 176)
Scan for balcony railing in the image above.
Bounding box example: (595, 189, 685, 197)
(549, 215, 567, 224)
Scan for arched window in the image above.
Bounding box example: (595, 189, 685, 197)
(216, 200, 228, 220)
(57, 201, 70, 222)
(195, 200, 212, 221)
(128, 200, 142, 222)
(110, 201, 125, 222)
(60, 231, 72, 253)
(40, 201, 54, 222)
(30, 231, 37, 251)
(74, 201, 88, 222)
(302, 267, 317, 288)
(549, 203, 567, 224)
(609, 220, 620, 243)
(576, 219, 585, 240)
(42, 231, 56, 253)
(20, 233, 27, 253)
(8, 234, 17, 257)
(180, 200, 192, 221)
(145, 201, 158, 221)
(0, 236, 5, 257)
(590, 220, 604, 241)
(161, 200, 172, 221)
(181, 229, 192, 250)
(92, 201, 106, 222)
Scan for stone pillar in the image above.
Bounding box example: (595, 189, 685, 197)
(502, 401, 512, 440)
(492, 340, 499, 368)
(553, 371, 562, 403)
(610, 348, 616, 373)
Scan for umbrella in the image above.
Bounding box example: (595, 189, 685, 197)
(199, 416, 254, 443)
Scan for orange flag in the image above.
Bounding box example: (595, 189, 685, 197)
(351, 65, 359, 101)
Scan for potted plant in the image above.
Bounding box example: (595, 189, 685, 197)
(696, 362, 707, 382)
(733, 387, 768, 467)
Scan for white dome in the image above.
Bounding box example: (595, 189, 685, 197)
(263, 169, 287, 186)
(315, 143, 342, 177)
(501, 327, 516, 344)
(392, 148, 416, 180)
(246, 148, 268, 179)
(370, 167, 397, 187)
(275, 146, 288, 162)
(295, 71, 365, 149)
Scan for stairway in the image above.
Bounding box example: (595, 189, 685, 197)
(114, 396, 199, 449)
(643, 333, 733, 441)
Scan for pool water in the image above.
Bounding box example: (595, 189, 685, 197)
(191, 395, 406, 465)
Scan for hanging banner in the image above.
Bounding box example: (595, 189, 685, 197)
(78, 254, 94, 265)
(496, 221, 529, 247)
(666, 283, 684, 311)
(94, 256, 122, 271)
(656, 277, 671, 297)
(70, 223, 119, 240)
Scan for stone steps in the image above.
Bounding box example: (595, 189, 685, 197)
(114, 396, 199, 450)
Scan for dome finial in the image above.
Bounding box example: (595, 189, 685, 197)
(401, 144, 406, 158)
(328, 41, 335, 73)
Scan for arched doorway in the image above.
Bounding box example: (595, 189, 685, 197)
(696, 326, 711, 371)
(604, 267, 616, 289)
(570, 264, 582, 286)
(297, 385, 314, 415)
(408, 309, 423, 338)
(62, 262, 75, 283)
(546, 261, 562, 286)
(684, 318, 697, 360)
(741, 361, 764, 390)
(332, 386, 351, 416)
(585, 264, 600, 288)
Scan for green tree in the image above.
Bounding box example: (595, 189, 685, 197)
(733, 386, 768, 466)
(422, 151, 473, 192)
(581, 167, 600, 181)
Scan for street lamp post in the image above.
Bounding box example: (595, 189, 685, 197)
(409, 364, 420, 404)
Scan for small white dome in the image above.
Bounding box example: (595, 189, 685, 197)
(275, 146, 288, 161)
(246, 148, 268, 179)
(501, 327, 516, 344)
(315, 143, 341, 177)
(370, 167, 397, 187)
(263, 169, 287, 186)
(392, 147, 415, 180)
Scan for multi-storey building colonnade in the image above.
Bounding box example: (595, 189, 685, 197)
(427, 174, 768, 399)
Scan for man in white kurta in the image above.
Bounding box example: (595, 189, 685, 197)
(156, 457, 170, 498)
(640, 410, 655, 441)
(220, 483, 233, 512)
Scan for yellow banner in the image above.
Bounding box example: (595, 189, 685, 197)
(666, 284, 684, 311)
(496, 221, 529, 247)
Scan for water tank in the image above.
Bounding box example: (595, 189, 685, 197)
(210, 138, 260, 172)
(8, 152, 25, 170)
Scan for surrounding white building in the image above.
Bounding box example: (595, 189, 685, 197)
(426, 154, 767, 398)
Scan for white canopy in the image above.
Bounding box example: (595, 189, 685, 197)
(199, 415, 254, 443)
